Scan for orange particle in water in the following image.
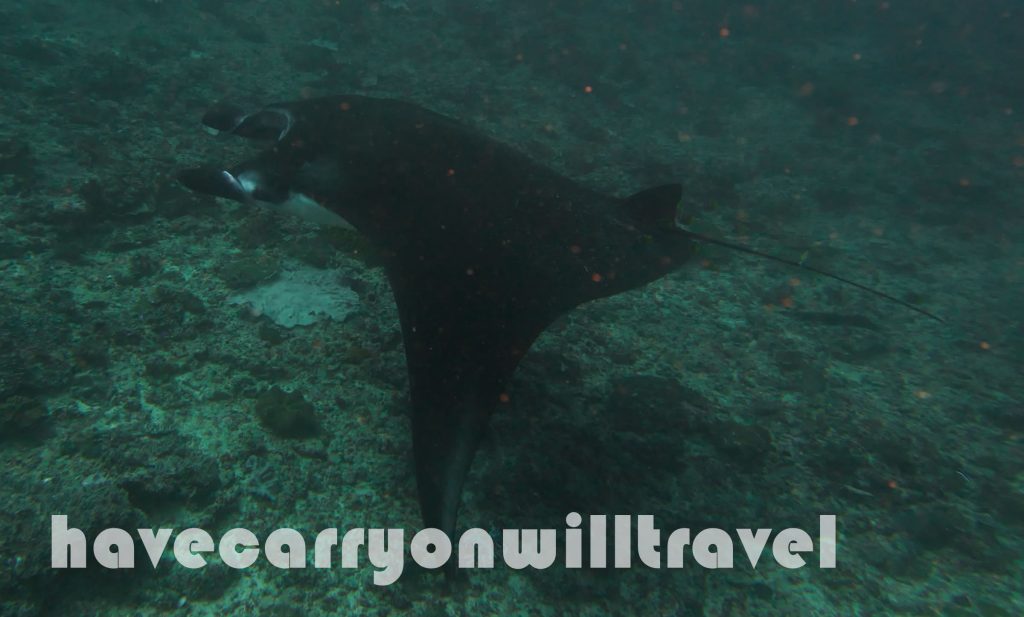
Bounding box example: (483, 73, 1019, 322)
(979, 341, 991, 350)
(339, 101, 351, 111)
(781, 296, 795, 308)
(583, 85, 593, 93)
(447, 168, 456, 176)
(847, 116, 859, 126)
(498, 392, 510, 404)
(719, 27, 731, 38)
(591, 272, 603, 283)
(886, 479, 898, 490)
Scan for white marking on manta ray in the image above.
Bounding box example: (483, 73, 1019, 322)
(221, 170, 245, 194)
(264, 108, 295, 141)
(202, 108, 293, 140)
(236, 170, 262, 194)
(234, 170, 355, 230)
(277, 192, 355, 230)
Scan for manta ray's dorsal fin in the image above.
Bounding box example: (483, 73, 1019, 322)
(622, 184, 683, 231)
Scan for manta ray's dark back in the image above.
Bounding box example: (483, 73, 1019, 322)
(178, 95, 695, 558)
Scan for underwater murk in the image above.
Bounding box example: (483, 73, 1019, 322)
(0, 1, 1020, 616)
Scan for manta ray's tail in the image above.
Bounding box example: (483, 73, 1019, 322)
(677, 228, 943, 322)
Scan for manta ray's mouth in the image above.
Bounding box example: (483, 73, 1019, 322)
(178, 166, 355, 230)
(177, 168, 283, 203)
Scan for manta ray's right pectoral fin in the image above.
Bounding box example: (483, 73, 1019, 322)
(177, 167, 250, 203)
(177, 163, 291, 205)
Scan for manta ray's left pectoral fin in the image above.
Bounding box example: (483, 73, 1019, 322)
(388, 264, 560, 557)
(200, 101, 295, 141)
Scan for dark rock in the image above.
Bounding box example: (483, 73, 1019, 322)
(144, 356, 187, 381)
(234, 216, 283, 249)
(152, 180, 201, 219)
(898, 504, 968, 551)
(0, 301, 75, 399)
(785, 310, 880, 330)
(167, 563, 241, 601)
(606, 375, 709, 434)
(258, 323, 286, 345)
(129, 253, 162, 278)
(0, 139, 34, 177)
(255, 387, 322, 438)
(986, 404, 1024, 432)
(807, 440, 865, 481)
(286, 239, 335, 269)
(708, 420, 773, 467)
(70, 427, 222, 516)
(0, 395, 50, 441)
(152, 286, 206, 314)
(218, 256, 280, 289)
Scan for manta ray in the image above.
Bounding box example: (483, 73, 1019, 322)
(178, 95, 937, 557)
